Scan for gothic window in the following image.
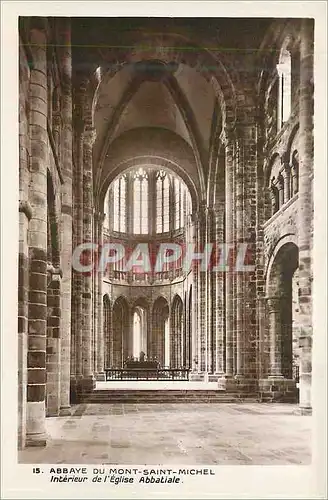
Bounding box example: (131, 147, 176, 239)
(174, 178, 185, 230)
(107, 167, 190, 236)
(113, 175, 127, 232)
(103, 189, 110, 231)
(291, 150, 299, 196)
(133, 310, 142, 359)
(156, 170, 170, 233)
(277, 47, 292, 129)
(133, 168, 148, 234)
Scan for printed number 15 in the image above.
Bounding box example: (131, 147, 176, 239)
(33, 468, 41, 474)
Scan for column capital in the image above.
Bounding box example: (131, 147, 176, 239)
(220, 126, 236, 146)
(281, 164, 290, 179)
(266, 296, 281, 312)
(52, 112, 63, 129)
(83, 127, 96, 147)
(277, 173, 284, 189)
(281, 152, 290, 168)
(95, 210, 106, 222)
(269, 179, 278, 196)
(19, 200, 33, 220)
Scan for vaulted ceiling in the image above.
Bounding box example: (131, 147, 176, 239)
(71, 18, 274, 202)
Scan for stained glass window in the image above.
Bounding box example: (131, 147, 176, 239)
(133, 168, 148, 234)
(156, 170, 170, 233)
(113, 175, 127, 232)
(277, 47, 291, 129)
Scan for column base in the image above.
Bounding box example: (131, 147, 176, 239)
(189, 371, 204, 382)
(259, 378, 298, 403)
(208, 373, 221, 383)
(25, 433, 47, 448)
(70, 377, 79, 405)
(215, 373, 229, 390)
(70, 375, 96, 403)
(59, 406, 71, 417)
(96, 372, 106, 381)
(222, 376, 259, 398)
(296, 406, 312, 416)
(76, 375, 96, 398)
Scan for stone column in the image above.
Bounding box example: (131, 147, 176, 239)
(291, 158, 299, 196)
(277, 174, 284, 209)
(92, 211, 97, 373)
(58, 18, 73, 416)
(270, 183, 279, 216)
(46, 273, 62, 416)
(18, 40, 31, 449)
(108, 302, 114, 368)
(205, 207, 213, 373)
(235, 141, 245, 377)
(298, 19, 314, 412)
(213, 207, 225, 377)
(80, 127, 96, 392)
(26, 20, 48, 447)
(18, 199, 31, 449)
(190, 215, 199, 372)
(266, 297, 283, 377)
(96, 212, 106, 380)
(224, 139, 234, 377)
(239, 124, 257, 381)
(281, 155, 291, 203)
(71, 92, 85, 400)
(197, 206, 207, 372)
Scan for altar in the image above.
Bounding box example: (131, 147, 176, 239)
(124, 359, 160, 370)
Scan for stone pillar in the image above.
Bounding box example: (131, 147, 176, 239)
(257, 297, 268, 379)
(197, 207, 207, 372)
(58, 18, 72, 416)
(298, 19, 314, 412)
(205, 208, 213, 373)
(26, 21, 48, 447)
(92, 212, 97, 373)
(108, 302, 114, 368)
(235, 141, 245, 377)
(281, 156, 291, 203)
(291, 158, 299, 196)
(213, 207, 225, 381)
(240, 124, 257, 381)
(224, 139, 234, 377)
(277, 174, 284, 209)
(18, 41, 31, 449)
(267, 297, 283, 377)
(80, 127, 96, 392)
(190, 215, 199, 372)
(18, 199, 31, 449)
(270, 182, 279, 215)
(71, 89, 85, 401)
(46, 272, 62, 416)
(96, 212, 106, 380)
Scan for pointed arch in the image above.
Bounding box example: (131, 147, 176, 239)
(152, 296, 170, 367)
(112, 296, 130, 368)
(170, 294, 184, 369)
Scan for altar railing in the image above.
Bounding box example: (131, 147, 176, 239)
(104, 368, 190, 381)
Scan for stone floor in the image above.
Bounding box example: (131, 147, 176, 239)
(19, 403, 311, 465)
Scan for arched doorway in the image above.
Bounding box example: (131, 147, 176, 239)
(188, 285, 193, 369)
(132, 306, 147, 359)
(171, 295, 184, 369)
(265, 239, 299, 401)
(103, 295, 111, 368)
(152, 297, 169, 367)
(112, 296, 129, 368)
